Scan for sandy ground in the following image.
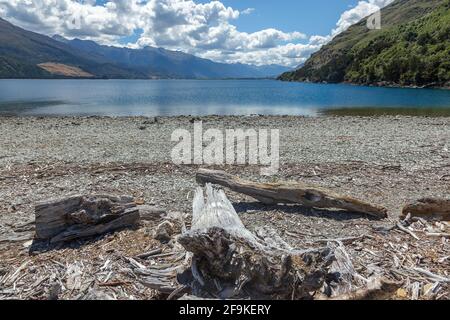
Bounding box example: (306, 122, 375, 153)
(0, 115, 449, 300)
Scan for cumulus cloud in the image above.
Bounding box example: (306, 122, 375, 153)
(332, 0, 395, 36)
(0, 0, 395, 67)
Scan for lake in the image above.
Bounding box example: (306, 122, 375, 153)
(0, 79, 449, 117)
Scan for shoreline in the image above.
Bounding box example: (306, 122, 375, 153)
(2, 110, 450, 119)
(1, 114, 449, 213)
(1, 76, 450, 90)
(279, 78, 450, 91)
(1, 114, 448, 222)
(0, 115, 448, 300)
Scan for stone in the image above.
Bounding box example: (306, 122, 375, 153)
(154, 221, 174, 242)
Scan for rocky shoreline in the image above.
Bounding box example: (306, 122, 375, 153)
(0, 115, 449, 300)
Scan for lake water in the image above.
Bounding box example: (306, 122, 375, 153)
(0, 79, 449, 116)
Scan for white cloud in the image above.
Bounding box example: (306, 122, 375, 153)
(332, 0, 395, 36)
(0, 0, 395, 67)
(241, 8, 255, 15)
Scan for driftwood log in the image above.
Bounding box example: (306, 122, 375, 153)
(196, 169, 387, 219)
(317, 277, 400, 300)
(35, 195, 140, 243)
(176, 184, 385, 300)
(401, 198, 450, 221)
(127, 184, 399, 300)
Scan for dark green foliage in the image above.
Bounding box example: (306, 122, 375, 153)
(279, 0, 450, 88)
(0, 56, 51, 78)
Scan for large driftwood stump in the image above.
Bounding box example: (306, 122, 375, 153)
(35, 195, 140, 243)
(401, 198, 450, 221)
(177, 184, 358, 300)
(127, 184, 398, 300)
(196, 169, 387, 219)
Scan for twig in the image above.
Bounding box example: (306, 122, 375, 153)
(411, 282, 421, 300)
(309, 235, 367, 245)
(411, 268, 450, 283)
(167, 285, 189, 300)
(135, 248, 163, 259)
(2, 260, 30, 285)
(362, 248, 380, 257)
(396, 222, 419, 240)
(426, 232, 450, 238)
(98, 281, 131, 287)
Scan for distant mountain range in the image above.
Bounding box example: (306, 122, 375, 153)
(279, 0, 450, 88)
(0, 17, 290, 79)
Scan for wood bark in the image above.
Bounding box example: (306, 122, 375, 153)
(401, 198, 450, 221)
(196, 169, 387, 219)
(177, 184, 355, 300)
(318, 277, 400, 300)
(35, 195, 140, 243)
(127, 184, 397, 300)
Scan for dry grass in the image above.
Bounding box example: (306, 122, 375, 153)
(37, 63, 94, 78)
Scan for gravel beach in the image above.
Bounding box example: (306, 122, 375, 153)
(0, 115, 449, 300)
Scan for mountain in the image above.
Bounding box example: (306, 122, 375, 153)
(0, 17, 290, 79)
(56, 37, 290, 79)
(0, 17, 142, 79)
(279, 0, 450, 88)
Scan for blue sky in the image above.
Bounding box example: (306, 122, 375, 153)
(0, 0, 393, 66)
(110, 0, 361, 43)
(92, 0, 358, 34)
(196, 0, 359, 35)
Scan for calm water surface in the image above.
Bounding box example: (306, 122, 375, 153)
(0, 79, 449, 116)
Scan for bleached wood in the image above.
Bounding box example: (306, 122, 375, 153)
(178, 184, 346, 300)
(35, 195, 140, 243)
(196, 169, 387, 219)
(401, 198, 450, 221)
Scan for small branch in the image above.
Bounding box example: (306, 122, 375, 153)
(411, 268, 450, 283)
(396, 222, 419, 240)
(426, 232, 450, 238)
(98, 281, 131, 287)
(307, 235, 367, 245)
(135, 248, 163, 259)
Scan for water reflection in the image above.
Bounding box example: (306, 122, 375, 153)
(0, 79, 449, 117)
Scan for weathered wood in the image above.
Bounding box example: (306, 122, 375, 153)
(133, 259, 185, 294)
(135, 248, 163, 260)
(326, 241, 366, 296)
(0, 233, 34, 244)
(319, 278, 401, 300)
(35, 195, 140, 243)
(138, 205, 167, 221)
(401, 198, 450, 221)
(177, 184, 354, 300)
(396, 222, 419, 240)
(196, 169, 387, 219)
(50, 211, 139, 243)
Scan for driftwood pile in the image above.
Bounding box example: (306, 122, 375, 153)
(1, 170, 449, 300)
(128, 184, 402, 300)
(124, 171, 449, 300)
